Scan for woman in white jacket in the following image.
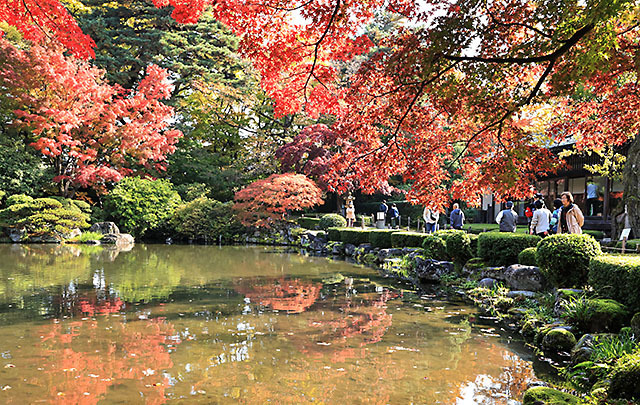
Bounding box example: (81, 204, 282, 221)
(530, 200, 552, 236)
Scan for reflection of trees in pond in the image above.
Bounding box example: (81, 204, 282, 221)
(33, 316, 179, 404)
(234, 277, 322, 313)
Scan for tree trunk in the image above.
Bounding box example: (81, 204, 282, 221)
(623, 135, 640, 238)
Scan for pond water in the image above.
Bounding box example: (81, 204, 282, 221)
(0, 244, 542, 404)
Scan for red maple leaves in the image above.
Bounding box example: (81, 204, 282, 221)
(233, 173, 323, 227)
(0, 39, 181, 196)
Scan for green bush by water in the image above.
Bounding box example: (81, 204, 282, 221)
(589, 255, 640, 312)
(170, 197, 240, 243)
(297, 217, 321, 230)
(446, 231, 473, 269)
(422, 234, 449, 260)
(391, 232, 431, 248)
(536, 234, 601, 288)
(104, 177, 181, 238)
(609, 349, 640, 400)
(477, 232, 540, 266)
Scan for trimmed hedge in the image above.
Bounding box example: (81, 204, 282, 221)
(297, 217, 321, 230)
(368, 230, 396, 249)
(584, 230, 604, 240)
(327, 227, 344, 242)
(615, 239, 640, 251)
(422, 234, 449, 261)
(518, 247, 537, 266)
(391, 232, 431, 248)
(536, 234, 602, 288)
(477, 233, 540, 266)
(318, 213, 347, 230)
(340, 229, 370, 245)
(446, 231, 473, 269)
(589, 255, 640, 312)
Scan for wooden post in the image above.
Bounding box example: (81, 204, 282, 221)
(622, 237, 627, 254)
(407, 217, 411, 231)
(417, 218, 421, 233)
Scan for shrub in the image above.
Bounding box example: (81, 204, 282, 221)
(369, 230, 396, 248)
(422, 234, 449, 260)
(391, 232, 430, 248)
(71, 231, 104, 242)
(103, 177, 181, 238)
(562, 296, 629, 333)
(468, 233, 479, 255)
(477, 233, 540, 266)
(609, 350, 640, 400)
(357, 215, 372, 227)
(584, 230, 604, 240)
(536, 234, 601, 288)
(0, 196, 89, 239)
(518, 247, 538, 266)
(589, 255, 640, 312)
(5, 194, 33, 206)
(446, 231, 473, 269)
(318, 213, 346, 230)
(71, 200, 92, 214)
(327, 227, 343, 242)
(340, 229, 370, 245)
(170, 197, 240, 243)
(297, 217, 321, 230)
(615, 239, 640, 251)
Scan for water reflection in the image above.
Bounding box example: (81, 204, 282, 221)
(0, 244, 541, 403)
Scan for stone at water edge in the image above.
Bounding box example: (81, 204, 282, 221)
(522, 387, 580, 405)
(481, 266, 506, 281)
(377, 248, 403, 261)
(542, 328, 577, 353)
(344, 243, 356, 256)
(506, 290, 536, 299)
(414, 259, 454, 283)
(8, 228, 26, 242)
(570, 334, 596, 365)
(504, 264, 547, 292)
(89, 222, 120, 235)
(101, 233, 134, 245)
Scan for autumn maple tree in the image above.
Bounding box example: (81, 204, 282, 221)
(4, 0, 640, 229)
(0, 39, 181, 196)
(233, 173, 323, 227)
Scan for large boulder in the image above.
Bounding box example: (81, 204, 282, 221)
(377, 248, 403, 262)
(478, 278, 497, 288)
(481, 266, 506, 281)
(89, 222, 120, 235)
(344, 243, 356, 257)
(571, 334, 596, 365)
(414, 259, 454, 283)
(29, 234, 62, 243)
(504, 264, 547, 292)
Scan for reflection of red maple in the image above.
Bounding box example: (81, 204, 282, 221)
(235, 278, 321, 314)
(36, 315, 179, 405)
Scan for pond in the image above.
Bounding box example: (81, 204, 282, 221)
(0, 244, 543, 404)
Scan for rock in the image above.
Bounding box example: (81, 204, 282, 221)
(507, 290, 536, 299)
(571, 334, 596, 365)
(507, 307, 529, 320)
(401, 247, 422, 255)
(377, 248, 403, 261)
(8, 228, 26, 242)
(414, 259, 454, 283)
(61, 228, 82, 239)
(542, 328, 577, 353)
(309, 238, 327, 252)
(344, 243, 356, 256)
(521, 318, 542, 339)
(553, 289, 584, 316)
(504, 264, 547, 292)
(89, 222, 120, 235)
(481, 266, 506, 281)
(631, 312, 640, 337)
(462, 258, 488, 275)
(478, 278, 497, 288)
(357, 243, 373, 253)
(101, 233, 135, 246)
(29, 234, 62, 243)
(330, 242, 345, 256)
(522, 387, 581, 405)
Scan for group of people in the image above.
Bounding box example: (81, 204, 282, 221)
(423, 203, 464, 232)
(378, 200, 401, 228)
(497, 191, 584, 235)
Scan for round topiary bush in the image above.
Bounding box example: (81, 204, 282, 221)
(518, 247, 537, 266)
(609, 350, 640, 400)
(522, 387, 580, 404)
(422, 234, 448, 261)
(536, 234, 602, 288)
(318, 213, 347, 230)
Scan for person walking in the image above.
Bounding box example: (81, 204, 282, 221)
(389, 204, 400, 229)
(495, 201, 518, 232)
(423, 207, 439, 233)
(450, 203, 465, 230)
(377, 200, 389, 227)
(558, 191, 585, 234)
(530, 200, 552, 237)
(549, 198, 562, 234)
